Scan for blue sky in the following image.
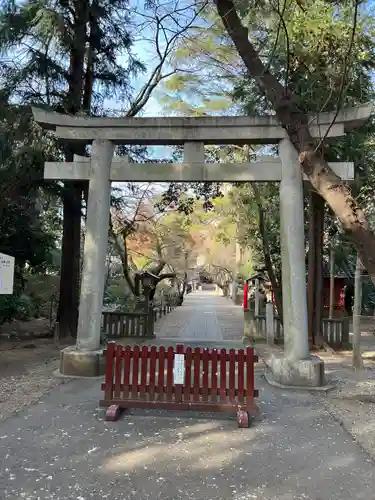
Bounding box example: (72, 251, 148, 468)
(112, 0, 226, 121)
(113, 2, 186, 158)
(115, 37, 171, 159)
(114, 0, 182, 118)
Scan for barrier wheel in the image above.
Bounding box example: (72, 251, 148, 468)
(237, 410, 251, 428)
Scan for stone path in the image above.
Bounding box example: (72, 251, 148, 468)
(154, 291, 244, 342)
(1, 292, 375, 499)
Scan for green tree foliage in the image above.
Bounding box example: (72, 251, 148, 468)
(0, 0, 142, 113)
(0, 0, 143, 331)
(0, 0, 199, 330)
(0, 103, 59, 324)
(0, 103, 58, 270)
(158, 0, 375, 308)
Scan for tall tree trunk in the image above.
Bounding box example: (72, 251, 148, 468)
(307, 191, 324, 346)
(58, 146, 86, 338)
(352, 254, 364, 369)
(57, 182, 82, 338)
(82, 0, 98, 114)
(329, 247, 335, 320)
(215, 0, 375, 284)
(58, 4, 89, 338)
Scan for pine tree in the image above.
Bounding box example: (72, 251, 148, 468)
(0, 0, 143, 337)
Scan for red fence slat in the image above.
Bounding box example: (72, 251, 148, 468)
(202, 348, 209, 403)
(123, 345, 131, 399)
(149, 346, 157, 401)
(114, 344, 123, 398)
(219, 348, 227, 403)
(193, 348, 201, 402)
(228, 348, 236, 404)
(210, 349, 218, 404)
(237, 349, 245, 404)
(166, 346, 174, 402)
(184, 347, 192, 403)
(157, 346, 165, 401)
(140, 346, 148, 400)
(132, 345, 140, 399)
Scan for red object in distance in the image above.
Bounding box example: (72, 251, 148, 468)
(243, 282, 248, 311)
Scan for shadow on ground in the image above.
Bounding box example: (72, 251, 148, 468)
(0, 372, 374, 500)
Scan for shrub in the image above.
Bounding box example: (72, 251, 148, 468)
(0, 295, 19, 324)
(14, 294, 35, 321)
(0, 293, 35, 323)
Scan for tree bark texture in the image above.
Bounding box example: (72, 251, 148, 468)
(352, 254, 364, 369)
(57, 182, 82, 338)
(329, 246, 335, 320)
(307, 191, 324, 347)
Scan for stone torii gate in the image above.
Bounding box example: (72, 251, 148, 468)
(33, 105, 371, 385)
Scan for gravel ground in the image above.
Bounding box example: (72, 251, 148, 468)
(322, 396, 375, 460)
(258, 342, 375, 461)
(317, 351, 375, 459)
(0, 339, 73, 422)
(0, 358, 69, 422)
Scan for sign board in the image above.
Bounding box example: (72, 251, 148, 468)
(0, 253, 15, 295)
(173, 354, 185, 385)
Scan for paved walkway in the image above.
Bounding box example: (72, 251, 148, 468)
(1, 292, 375, 499)
(154, 291, 245, 343)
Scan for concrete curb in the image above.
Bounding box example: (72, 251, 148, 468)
(264, 370, 336, 392)
(52, 369, 104, 380)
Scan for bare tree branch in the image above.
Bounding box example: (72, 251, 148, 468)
(109, 217, 136, 295)
(127, 0, 208, 116)
(214, 0, 375, 283)
(268, 0, 290, 90)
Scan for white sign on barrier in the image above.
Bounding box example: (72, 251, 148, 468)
(0, 253, 15, 295)
(173, 354, 185, 385)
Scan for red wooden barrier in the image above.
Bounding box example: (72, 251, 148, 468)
(100, 343, 259, 427)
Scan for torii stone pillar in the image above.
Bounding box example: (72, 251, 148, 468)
(266, 138, 323, 387)
(279, 139, 309, 360)
(60, 140, 114, 376)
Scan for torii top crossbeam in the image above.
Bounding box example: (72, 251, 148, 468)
(32, 104, 373, 145)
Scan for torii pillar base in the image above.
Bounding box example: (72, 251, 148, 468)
(59, 346, 106, 378)
(266, 352, 325, 388)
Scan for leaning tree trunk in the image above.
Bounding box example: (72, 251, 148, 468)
(215, 0, 375, 285)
